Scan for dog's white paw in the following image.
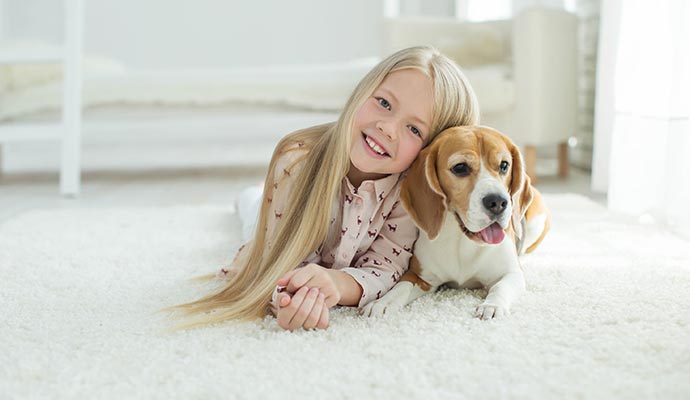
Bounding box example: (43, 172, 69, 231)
(474, 302, 509, 320)
(360, 283, 412, 318)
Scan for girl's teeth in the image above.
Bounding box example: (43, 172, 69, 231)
(365, 136, 387, 155)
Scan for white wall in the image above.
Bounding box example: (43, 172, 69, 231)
(2, 0, 383, 68)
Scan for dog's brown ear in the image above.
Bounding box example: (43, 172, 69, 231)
(508, 141, 534, 239)
(400, 143, 447, 240)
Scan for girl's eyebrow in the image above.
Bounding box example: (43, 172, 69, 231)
(378, 87, 430, 131)
(378, 87, 400, 105)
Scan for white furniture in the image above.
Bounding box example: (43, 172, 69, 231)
(0, 0, 83, 195)
(383, 6, 578, 180)
(0, 5, 577, 182)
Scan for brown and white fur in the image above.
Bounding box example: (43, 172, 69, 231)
(362, 126, 550, 319)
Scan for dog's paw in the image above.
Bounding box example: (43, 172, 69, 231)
(474, 302, 509, 320)
(360, 283, 412, 318)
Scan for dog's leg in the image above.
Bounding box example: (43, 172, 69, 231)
(475, 270, 525, 320)
(361, 256, 441, 317)
(361, 280, 436, 317)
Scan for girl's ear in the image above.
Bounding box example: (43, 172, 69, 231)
(508, 141, 534, 239)
(400, 143, 447, 240)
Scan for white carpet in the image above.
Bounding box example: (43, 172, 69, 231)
(1, 194, 689, 399)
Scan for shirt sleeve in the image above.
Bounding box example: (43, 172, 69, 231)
(340, 199, 420, 308)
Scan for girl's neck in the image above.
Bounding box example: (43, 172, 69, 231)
(346, 162, 389, 188)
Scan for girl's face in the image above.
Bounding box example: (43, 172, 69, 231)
(349, 68, 434, 184)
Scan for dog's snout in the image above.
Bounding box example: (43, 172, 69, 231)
(483, 194, 508, 216)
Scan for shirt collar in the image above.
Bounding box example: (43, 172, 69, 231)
(345, 173, 401, 202)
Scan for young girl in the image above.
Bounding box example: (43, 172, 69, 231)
(172, 46, 479, 331)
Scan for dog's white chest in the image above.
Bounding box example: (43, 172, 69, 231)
(413, 213, 518, 287)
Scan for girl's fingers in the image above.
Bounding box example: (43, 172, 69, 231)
(276, 287, 307, 330)
(303, 293, 325, 330)
(285, 270, 315, 294)
(277, 292, 291, 308)
(316, 302, 329, 330)
(302, 276, 338, 308)
(276, 269, 299, 287)
(289, 287, 319, 330)
(324, 293, 339, 308)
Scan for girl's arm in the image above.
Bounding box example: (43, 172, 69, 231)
(327, 269, 363, 306)
(339, 199, 420, 308)
(276, 198, 419, 309)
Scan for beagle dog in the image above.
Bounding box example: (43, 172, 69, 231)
(362, 126, 550, 319)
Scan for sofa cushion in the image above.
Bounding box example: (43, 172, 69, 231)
(462, 64, 514, 114)
(436, 24, 508, 67)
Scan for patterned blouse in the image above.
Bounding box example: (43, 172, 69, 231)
(235, 143, 420, 308)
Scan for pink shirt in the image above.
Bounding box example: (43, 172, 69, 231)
(238, 144, 419, 308)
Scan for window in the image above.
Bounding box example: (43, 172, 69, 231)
(459, 0, 512, 21)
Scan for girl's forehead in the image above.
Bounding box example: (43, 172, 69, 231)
(379, 68, 431, 90)
(377, 69, 434, 126)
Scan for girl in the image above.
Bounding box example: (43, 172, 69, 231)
(171, 46, 479, 331)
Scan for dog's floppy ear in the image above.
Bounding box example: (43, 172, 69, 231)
(508, 141, 534, 240)
(400, 142, 447, 240)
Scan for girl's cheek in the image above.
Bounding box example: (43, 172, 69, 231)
(410, 140, 424, 158)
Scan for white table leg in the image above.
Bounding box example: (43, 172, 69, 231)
(60, 0, 83, 196)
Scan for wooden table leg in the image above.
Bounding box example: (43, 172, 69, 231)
(558, 141, 569, 179)
(524, 144, 537, 184)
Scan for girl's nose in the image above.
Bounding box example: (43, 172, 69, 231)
(376, 120, 397, 141)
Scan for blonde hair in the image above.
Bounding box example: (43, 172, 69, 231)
(169, 46, 479, 328)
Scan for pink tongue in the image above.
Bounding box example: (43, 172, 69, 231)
(479, 222, 505, 244)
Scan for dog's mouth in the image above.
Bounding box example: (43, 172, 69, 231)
(453, 212, 505, 245)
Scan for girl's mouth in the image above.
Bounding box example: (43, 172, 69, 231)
(362, 133, 390, 157)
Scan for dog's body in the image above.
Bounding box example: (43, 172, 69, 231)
(362, 126, 550, 319)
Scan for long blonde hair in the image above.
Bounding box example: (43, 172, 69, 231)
(169, 46, 479, 328)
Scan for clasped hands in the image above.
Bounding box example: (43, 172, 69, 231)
(273, 263, 342, 332)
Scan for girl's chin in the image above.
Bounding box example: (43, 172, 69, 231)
(348, 160, 389, 180)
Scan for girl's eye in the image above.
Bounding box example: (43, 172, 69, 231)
(408, 125, 422, 137)
(499, 161, 510, 174)
(377, 97, 391, 110)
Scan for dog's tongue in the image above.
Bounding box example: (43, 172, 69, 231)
(479, 222, 505, 244)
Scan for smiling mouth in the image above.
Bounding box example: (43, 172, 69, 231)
(453, 212, 506, 245)
(362, 133, 390, 157)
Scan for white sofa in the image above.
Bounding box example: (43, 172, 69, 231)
(383, 6, 578, 179)
(0, 7, 577, 182)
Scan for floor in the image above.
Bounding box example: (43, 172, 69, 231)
(0, 164, 602, 224)
(0, 107, 333, 222)
(0, 106, 604, 223)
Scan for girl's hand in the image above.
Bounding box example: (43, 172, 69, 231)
(275, 287, 329, 331)
(277, 264, 341, 308)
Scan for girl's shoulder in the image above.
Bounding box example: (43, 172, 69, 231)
(274, 122, 333, 154)
(273, 139, 310, 178)
(271, 122, 334, 178)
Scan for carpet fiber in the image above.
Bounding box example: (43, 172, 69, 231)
(1, 194, 689, 399)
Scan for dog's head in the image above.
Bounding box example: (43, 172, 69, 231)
(401, 126, 533, 244)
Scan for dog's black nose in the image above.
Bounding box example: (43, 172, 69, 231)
(483, 194, 508, 216)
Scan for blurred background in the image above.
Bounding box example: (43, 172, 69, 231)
(1, 0, 688, 239)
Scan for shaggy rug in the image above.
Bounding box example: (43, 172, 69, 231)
(1, 194, 689, 399)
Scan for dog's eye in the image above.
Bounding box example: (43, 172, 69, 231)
(451, 163, 471, 177)
(499, 161, 510, 174)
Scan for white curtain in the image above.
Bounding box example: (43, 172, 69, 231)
(592, 0, 690, 239)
